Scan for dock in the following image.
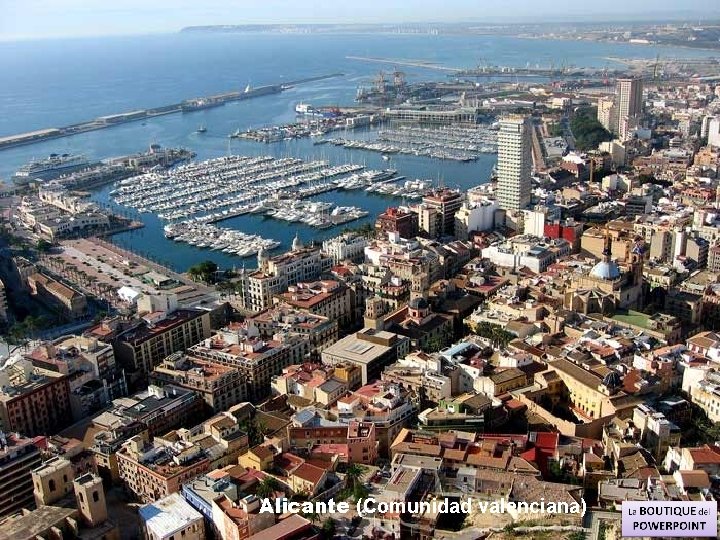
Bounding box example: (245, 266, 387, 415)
(0, 72, 345, 152)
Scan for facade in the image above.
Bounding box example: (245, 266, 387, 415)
(421, 189, 464, 237)
(497, 115, 532, 211)
(321, 233, 367, 264)
(27, 272, 87, 319)
(597, 96, 617, 133)
(616, 78, 643, 140)
(454, 200, 500, 240)
(249, 305, 338, 354)
(114, 309, 211, 375)
(118, 435, 211, 504)
(0, 433, 42, 518)
(150, 353, 246, 413)
(276, 280, 353, 329)
(376, 207, 418, 239)
(32, 456, 75, 506)
(0, 360, 72, 437)
(186, 326, 308, 402)
(707, 116, 720, 148)
(236, 243, 333, 314)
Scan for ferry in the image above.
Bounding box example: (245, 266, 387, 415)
(13, 153, 93, 184)
(295, 103, 322, 116)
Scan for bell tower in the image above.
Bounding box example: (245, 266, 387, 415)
(73, 473, 108, 528)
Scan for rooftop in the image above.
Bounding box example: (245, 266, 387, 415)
(139, 493, 203, 537)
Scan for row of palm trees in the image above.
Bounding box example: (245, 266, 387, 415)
(40, 254, 118, 308)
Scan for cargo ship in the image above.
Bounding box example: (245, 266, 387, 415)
(13, 153, 94, 184)
(181, 96, 224, 112)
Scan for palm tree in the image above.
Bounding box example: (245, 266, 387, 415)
(256, 476, 281, 500)
(344, 463, 366, 492)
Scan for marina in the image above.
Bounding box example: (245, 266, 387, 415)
(164, 221, 280, 257)
(110, 155, 378, 226)
(320, 124, 497, 162)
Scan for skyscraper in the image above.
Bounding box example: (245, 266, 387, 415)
(616, 77, 643, 140)
(497, 115, 532, 211)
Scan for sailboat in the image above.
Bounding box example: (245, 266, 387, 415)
(196, 125, 207, 134)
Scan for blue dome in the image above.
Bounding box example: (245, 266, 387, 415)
(590, 260, 621, 280)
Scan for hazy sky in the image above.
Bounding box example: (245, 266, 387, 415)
(1, 0, 718, 40)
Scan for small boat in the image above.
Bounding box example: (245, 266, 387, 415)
(228, 129, 242, 139)
(196, 125, 207, 134)
(382, 154, 391, 161)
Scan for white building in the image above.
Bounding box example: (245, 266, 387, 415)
(481, 236, 570, 274)
(597, 96, 617, 133)
(708, 117, 720, 148)
(496, 115, 532, 211)
(599, 140, 627, 168)
(522, 206, 561, 237)
(139, 492, 205, 540)
(322, 233, 368, 263)
(454, 200, 499, 239)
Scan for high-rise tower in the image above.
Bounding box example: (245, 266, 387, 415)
(616, 77, 643, 140)
(497, 115, 532, 211)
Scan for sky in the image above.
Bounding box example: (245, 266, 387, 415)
(1, 0, 719, 40)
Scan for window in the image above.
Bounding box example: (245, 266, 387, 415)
(93, 490, 100, 502)
(49, 479, 56, 492)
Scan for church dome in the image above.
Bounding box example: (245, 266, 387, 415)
(409, 297, 428, 310)
(292, 233, 303, 251)
(589, 260, 621, 280)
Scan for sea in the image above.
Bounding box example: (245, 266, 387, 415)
(0, 32, 716, 272)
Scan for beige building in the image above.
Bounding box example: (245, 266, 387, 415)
(117, 435, 210, 504)
(276, 280, 353, 329)
(322, 329, 411, 385)
(150, 353, 245, 413)
(288, 462, 328, 496)
(549, 359, 637, 420)
(27, 272, 87, 318)
(32, 456, 75, 506)
(235, 241, 332, 313)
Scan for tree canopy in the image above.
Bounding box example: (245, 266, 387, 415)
(571, 107, 612, 151)
(187, 260, 218, 283)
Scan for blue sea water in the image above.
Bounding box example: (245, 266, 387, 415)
(0, 32, 715, 271)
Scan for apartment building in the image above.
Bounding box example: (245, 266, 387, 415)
(187, 326, 307, 402)
(150, 353, 246, 413)
(118, 434, 211, 504)
(0, 360, 72, 437)
(114, 309, 211, 375)
(243, 306, 337, 356)
(276, 280, 353, 329)
(322, 328, 411, 385)
(0, 432, 43, 518)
